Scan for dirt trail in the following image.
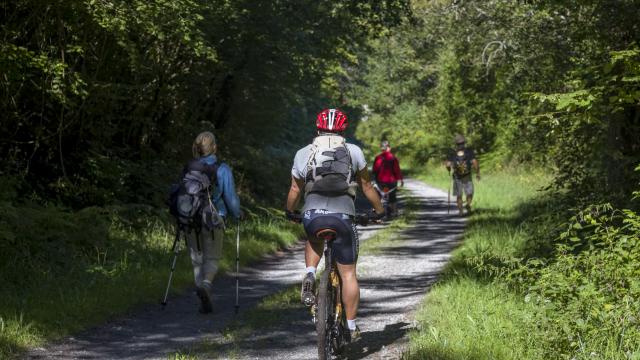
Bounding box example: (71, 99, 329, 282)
(26, 178, 464, 360)
(204, 179, 465, 360)
(25, 200, 387, 360)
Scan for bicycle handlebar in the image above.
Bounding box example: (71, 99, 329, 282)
(373, 184, 398, 194)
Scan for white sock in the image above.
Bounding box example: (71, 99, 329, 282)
(347, 319, 357, 331)
(306, 266, 316, 276)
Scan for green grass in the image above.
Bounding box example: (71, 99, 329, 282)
(0, 204, 302, 359)
(405, 279, 544, 360)
(406, 165, 553, 359)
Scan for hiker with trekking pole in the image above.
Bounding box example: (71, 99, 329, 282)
(164, 131, 243, 314)
(445, 134, 480, 216)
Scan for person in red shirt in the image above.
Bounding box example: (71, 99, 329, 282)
(372, 140, 404, 217)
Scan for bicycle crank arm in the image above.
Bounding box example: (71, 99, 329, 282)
(310, 304, 318, 324)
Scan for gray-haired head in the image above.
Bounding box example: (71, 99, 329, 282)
(454, 134, 466, 145)
(192, 131, 217, 158)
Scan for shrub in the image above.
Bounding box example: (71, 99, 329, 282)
(507, 203, 640, 358)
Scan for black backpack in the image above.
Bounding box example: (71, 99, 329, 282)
(453, 150, 472, 177)
(168, 160, 223, 230)
(304, 135, 357, 198)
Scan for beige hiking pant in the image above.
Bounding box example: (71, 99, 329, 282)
(186, 225, 224, 287)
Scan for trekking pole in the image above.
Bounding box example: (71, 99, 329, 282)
(235, 220, 240, 314)
(161, 225, 181, 309)
(447, 169, 451, 215)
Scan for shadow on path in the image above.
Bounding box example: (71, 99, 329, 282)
(24, 186, 389, 360)
(203, 179, 466, 360)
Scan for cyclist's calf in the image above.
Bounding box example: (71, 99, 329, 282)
(336, 263, 359, 320)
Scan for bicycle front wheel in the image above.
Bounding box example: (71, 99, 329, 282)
(316, 253, 334, 360)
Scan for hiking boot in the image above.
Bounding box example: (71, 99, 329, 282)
(346, 326, 361, 344)
(196, 281, 213, 314)
(301, 272, 316, 306)
(465, 204, 472, 214)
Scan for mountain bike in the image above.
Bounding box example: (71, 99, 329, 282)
(292, 213, 372, 360)
(373, 184, 397, 219)
(313, 226, 348, 359)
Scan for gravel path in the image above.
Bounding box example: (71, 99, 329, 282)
(25, 178, 464, 360)
(202, 179, 465, 360)
(24, 197, 387, 360)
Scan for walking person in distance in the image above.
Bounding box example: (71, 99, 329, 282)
(445, 134, 480, 216)
(372, 140, 404, 218)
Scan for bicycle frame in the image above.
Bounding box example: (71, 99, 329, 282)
(313, 234, 348, 360)
(373, 184, 397, 217)
(290, 212, 370, 359)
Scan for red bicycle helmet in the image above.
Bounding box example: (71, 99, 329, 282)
(316, 108, 348, 133)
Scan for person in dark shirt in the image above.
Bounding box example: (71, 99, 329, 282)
(445, 134, 480, 215)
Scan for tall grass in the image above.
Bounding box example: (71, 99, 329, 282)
(406, 165, 552, 359)
(0, 203, 302, 359)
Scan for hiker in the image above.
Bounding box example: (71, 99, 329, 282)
(372, 140, 404, 217)
(285, 108, 385, 341)
(186, 131, 242, 313)
(445, 134, 480, 215)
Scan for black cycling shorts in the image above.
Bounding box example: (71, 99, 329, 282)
(377, 181, 398, 203)
(302, 209, 359, 265)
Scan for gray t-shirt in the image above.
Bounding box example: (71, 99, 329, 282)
(291, 142, 367, 215)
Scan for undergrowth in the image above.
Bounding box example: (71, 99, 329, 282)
(407, 165, 640, 359)
(0, 184, 302, 359)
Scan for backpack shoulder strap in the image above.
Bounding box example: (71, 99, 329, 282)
(344, 142, 354, 183)
(304, 142, 320, 183)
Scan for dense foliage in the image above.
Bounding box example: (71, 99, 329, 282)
(2, 0, 640, 358)
(349, 0, 640, 201)
(508, 201, 640, 357)
(345, 1, 640, 358)
(1, 0, 409, 206)
(0, 2, 408, 356)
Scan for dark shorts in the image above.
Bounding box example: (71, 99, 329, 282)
(302, 210, 359, 265)
(376, 181, 398, 203)
(453, 175, 474, 197)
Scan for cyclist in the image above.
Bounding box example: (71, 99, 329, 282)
(445, 134, 480, 215)
(285, 108, 384, 342)
(372, 140, 404, 218)
(188, 131, 242, 313)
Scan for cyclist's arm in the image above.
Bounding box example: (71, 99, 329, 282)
(356, 168, 384, 214)
(286, 176, 305, 212)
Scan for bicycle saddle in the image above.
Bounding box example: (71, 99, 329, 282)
(315, 228, 337, 241)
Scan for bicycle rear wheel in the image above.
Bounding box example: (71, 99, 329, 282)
(316, 250, 334, 360)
